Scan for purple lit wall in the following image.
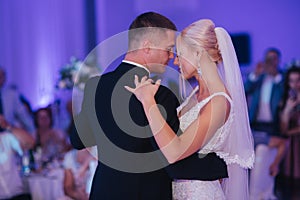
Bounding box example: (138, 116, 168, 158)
(0, 0, 86, 109)
(1, 0, 299, 109)
(95, 0, 300, 72)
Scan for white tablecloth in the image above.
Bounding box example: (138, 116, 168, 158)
(25, 168, 67, 200)
(249, 144, 278, 200)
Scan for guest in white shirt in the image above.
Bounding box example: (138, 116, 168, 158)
(0, 115, 35, 200)
(244, 48, 288, 199)
(0, 67, 35, 134)
(62, 147, 97, 200)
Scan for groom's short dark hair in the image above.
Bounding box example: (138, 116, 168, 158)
(129, 11, 177, 31)
(128, 12, 177, 50)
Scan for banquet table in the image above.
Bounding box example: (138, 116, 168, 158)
(24, 168, 68, 200)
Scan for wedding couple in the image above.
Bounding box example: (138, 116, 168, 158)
(70, 11, 254, 200)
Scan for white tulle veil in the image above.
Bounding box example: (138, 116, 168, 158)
(214, 27, 255, 199)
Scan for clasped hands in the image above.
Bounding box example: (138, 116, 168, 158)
(124, 75, 161, 103)
(125, 74, 210, 103)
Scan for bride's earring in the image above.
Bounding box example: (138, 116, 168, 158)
(179, 70, 187, 100)
(196, 50, 203, 76)
(197, 67, 202, 76)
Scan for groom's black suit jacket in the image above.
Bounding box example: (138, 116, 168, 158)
(70, 62, 228, 200)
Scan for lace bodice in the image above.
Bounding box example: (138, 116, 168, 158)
(178, 90, 234, 156)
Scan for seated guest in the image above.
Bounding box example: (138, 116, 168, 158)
(33, 107, 70, 167)
(63, 147, 97, 200)
(0, 115, 35, 200)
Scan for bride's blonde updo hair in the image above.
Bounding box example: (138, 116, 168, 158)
(179, 19, 222, 63)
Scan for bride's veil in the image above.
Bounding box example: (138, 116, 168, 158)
(215, 27, 255, 199)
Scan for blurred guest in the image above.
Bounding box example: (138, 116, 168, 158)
(0, 115, 35, 200)
(33, 107, 69, 167)
(50, 97, 72, 133)
(63, 147, 97, 200)
(65, 99, 74, 146)
(0, 67, 35, 134)
(19, 94, 34, 120)
(244, 48, 288, 199)
(280, 66, 300, 187)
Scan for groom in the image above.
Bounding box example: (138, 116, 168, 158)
(70, 12, 228, 200)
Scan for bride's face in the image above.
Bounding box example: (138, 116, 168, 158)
(289, 72, 300, 92)
(174, 39, 197, 79)
(36, 110, 52, 129)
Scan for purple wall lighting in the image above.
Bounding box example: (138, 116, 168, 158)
(0, 0, 300, 110)
(0, 0, 86, 109)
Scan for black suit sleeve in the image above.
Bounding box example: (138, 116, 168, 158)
(70, 77, 99, 149)
(156, 86, 228, 181)
(155, 85, 180, 135)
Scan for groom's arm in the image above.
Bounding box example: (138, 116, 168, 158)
(70, 77, 99, 149)
(155, 85, 180, 135)
(156, 86, 228, 180)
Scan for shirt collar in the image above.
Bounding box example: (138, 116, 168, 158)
(273, 73, 282, 83)
(122, 60, 150, 76)
(265, 73, 282, 84)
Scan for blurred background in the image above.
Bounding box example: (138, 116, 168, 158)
(0, 0, 299, 109)
(1, 1, 300, 200)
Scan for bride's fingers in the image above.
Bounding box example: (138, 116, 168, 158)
(124, 86, 135, 93)
(134, 75, 139, 86)
(126, 76, 159, 93)
(155, 79, 161, 85)
(146, 79, 153, 84)
(141, 76, 148, 83)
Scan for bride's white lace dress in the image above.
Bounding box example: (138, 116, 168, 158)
(173, 90, 234, 200)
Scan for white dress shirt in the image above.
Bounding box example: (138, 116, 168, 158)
(0, 132, 25, 199)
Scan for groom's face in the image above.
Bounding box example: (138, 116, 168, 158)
(147, 30, 176, 74)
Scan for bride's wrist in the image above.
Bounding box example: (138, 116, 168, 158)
(141, 97, 156, 107)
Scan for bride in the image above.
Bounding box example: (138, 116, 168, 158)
(125, 19, 254, 199)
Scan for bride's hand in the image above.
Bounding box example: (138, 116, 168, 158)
(125, 75, 161, 103)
